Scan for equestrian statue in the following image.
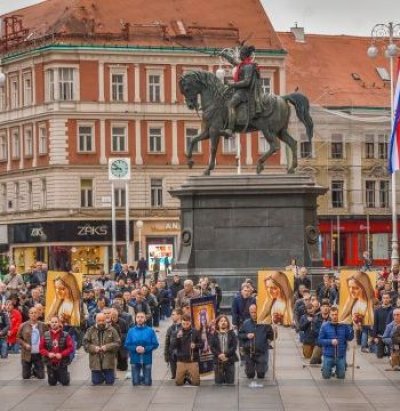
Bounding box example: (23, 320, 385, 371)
(179, 45, 313, 176)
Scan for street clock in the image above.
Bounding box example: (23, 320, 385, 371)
(108, 158, 131, 180)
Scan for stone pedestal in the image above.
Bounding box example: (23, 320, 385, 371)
(169, 174, 328, 302)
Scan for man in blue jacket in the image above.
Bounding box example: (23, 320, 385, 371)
(124, 312, 159, 386)
(318, 306, 354, 379)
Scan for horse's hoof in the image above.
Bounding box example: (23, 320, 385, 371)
(256, 164, 264, 174)
(288, 167, 296, 174)
(187, 159, 194, 169)
(203, 169, 211, 176)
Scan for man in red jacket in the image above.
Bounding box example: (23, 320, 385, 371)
(39, 315, 73, 386)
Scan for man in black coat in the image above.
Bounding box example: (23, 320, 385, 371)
(239, 304, 274, 379)
(172, 314, 204, 386)
(372, 292, 394, 358)
(169, 275, 184, 309)
(209, 315, 238, 385)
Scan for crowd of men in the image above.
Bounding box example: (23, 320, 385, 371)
(0, 260, 399, 387)
(292, 266, 400, 376)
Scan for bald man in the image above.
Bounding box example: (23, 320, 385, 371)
(83, 313, 121, 385)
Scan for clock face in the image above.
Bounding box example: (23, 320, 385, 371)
(110, 159, 129, 178)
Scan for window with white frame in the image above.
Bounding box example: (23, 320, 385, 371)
(23, 73, 32, 106)
(27, 180, 33, 209)
(331, 134, 344, 159)
(223, 134, 237, 153)
(0, 133, 7, 161)
(10, 77, 19, 109)
(0, 183, 6, 212)
(364, 134, 375, 159)
(14, 182, 19, 211)
(80, 179, 93, 208)
(299, 133, 312, 158)
(46, 69, 55, 101)
(365, 180, 376, 208)
(379, 180, 389, 208)
(38, 124, 48, 154)
(111, 125, 127, 152)
(148, 72, 162, 103)
(24, 127, 33, 157)
(11, 129, 20, 159)
(111, 73, 125, 102)
(151, 178, 163, 207)
(378, 134, 389, 160)
(260, 77, 272, 95)
(59, 68, 74, 101)
(78, 124, 94, 153)
(185, 127, 201, 154)
(148, 127, 164, 153)
(331, 180, 344, 208)
(114, 187, 126, 207)
(258, 133, 270, 154)
(46, 67, 77, 101)
(40, 178, 47, 209)
(0, 87, 5, 111)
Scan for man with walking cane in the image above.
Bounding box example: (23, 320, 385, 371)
(318, 307, 354, 379)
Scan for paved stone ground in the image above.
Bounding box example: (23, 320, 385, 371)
(0, 322, 399, 411)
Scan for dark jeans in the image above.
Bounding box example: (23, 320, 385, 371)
(91, 369, 115, 385)
(214, 361, 235, 384)
(322, 356, 346, 379)
(138, 270, 146, 284)
(375, 338, 390, 358)
(244, 352, 268, 379)
(152, 308, 160, 327)
(132, 363, 152, 386)
(169, 359, 177, 379)
(0, 338, 8, 358)
(47, 365, 70, 386)
(22, 354, 45, 379)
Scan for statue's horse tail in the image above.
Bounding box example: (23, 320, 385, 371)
(283, 93, 314, 141)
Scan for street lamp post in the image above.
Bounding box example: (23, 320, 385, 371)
(136, 220, 144, 259)
(367, 22, 400, 268)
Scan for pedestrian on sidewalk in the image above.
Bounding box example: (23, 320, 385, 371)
(318, 307, 354, 379)
(124, 312, 159, 386)
(83, 313, 120, 385)
(39, 315, 73, 386)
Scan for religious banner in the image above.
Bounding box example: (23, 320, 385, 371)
(45, 271, 83, 326)
(257, 270, 294, 326)
(190, 295, 217, 374)
(339, 270, 377, 326)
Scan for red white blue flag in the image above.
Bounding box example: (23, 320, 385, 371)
(388, 58, 400, 174)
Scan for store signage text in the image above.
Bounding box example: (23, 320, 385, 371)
(31, 228, 45, 237)
(77, 224, 108, 236)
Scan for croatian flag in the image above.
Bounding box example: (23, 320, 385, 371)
(388, 57, 400, 174)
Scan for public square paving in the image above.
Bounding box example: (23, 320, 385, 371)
(0, 322, 399, 411)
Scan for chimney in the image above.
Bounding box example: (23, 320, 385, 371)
(290, 23, 305, 43)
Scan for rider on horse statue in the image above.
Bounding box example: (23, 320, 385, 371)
(220, 45, 264, 138)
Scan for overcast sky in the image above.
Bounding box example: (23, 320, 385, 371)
(0, 0, 398, 36)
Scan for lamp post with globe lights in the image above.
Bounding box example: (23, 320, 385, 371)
(367, 22, 400, 267)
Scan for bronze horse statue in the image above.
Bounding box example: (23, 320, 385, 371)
(179, 70, 313, 175)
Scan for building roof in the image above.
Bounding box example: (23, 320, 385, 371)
(278, 31, 392, 109)
(0, 0, 283, 53)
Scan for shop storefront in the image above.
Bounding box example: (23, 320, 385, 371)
(8, 220, 133, 275)
(137, 220, 180, 272)
(319, 217, 396, 268)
